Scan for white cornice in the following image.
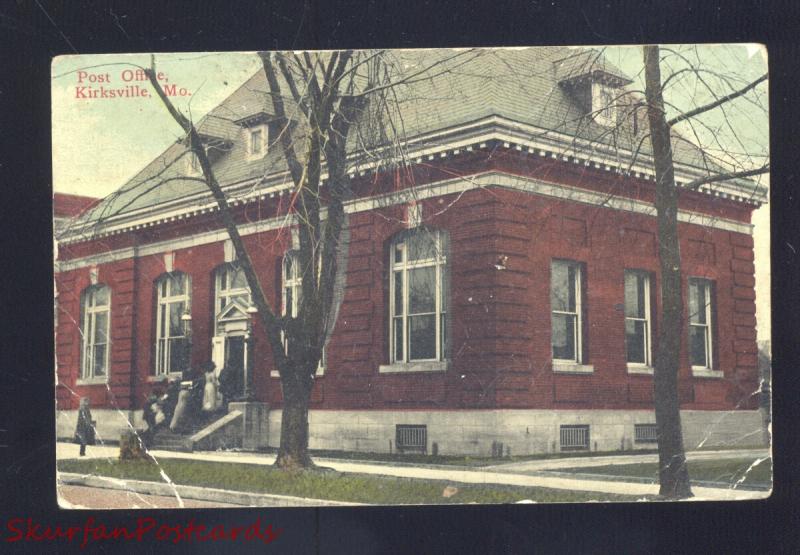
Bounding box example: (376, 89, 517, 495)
(59, 116, 766, 245)
(56, 170, 752, 272)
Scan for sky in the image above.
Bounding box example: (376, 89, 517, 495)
(52, 52, 261, 198)
(51, 45, 770, 343)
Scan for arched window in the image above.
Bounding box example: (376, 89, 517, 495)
(214, 263, 251, 315)
(280, 251, 325, 374)
(154, 272, 191, 376)
(81, 284, 110, 380)
(282, 252, 302, 320)
(389, 228, 449, 363)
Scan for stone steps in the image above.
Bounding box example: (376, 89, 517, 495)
(150, 410, 229, 452)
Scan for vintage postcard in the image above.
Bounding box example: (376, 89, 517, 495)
(53, 45, 771, 510)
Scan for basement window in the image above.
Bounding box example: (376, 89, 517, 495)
(396, 425, 427, 454)
(560, 425, 590, 451)
(634, 424, 659, 444)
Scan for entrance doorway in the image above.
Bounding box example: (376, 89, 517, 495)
(212, 300, 252, 402)
(224, 335, 246, 399)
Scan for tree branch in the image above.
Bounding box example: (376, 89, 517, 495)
(259, 52, 306, 188)
(144, 58, 287, 366)
(275, 54, 309, 117)
(667, 73, 767, 127)
(683, 164, 769, 191)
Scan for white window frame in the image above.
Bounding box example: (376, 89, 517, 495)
(383, 228, 448, 372)
(272, 251, 324, 377)
(214, 263, 251, 316)
(246, 124, 268, 160)
(154, 272, 191, 377)
(80, 284, 111, 382)
(624, 270, 653, 373)
(560, 424, 590, 451)
(551, 260, 593, 374)
(689, 277, 720, 377)
(185, 149, 202, 176)
(592, 82, 617, 126)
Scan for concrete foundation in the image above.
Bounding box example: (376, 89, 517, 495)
(57, 407, 765, 456)
(269, 409, 766, 456)
(56, 409, 144, 443)
(191, 411, 243, 451)
(228, 402, 270, 450)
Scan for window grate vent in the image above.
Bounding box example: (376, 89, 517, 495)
(396, 425, 427, 454)
(560, 425, 590, 451)
(634, 424, 659, 444)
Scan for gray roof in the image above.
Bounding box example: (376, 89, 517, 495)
(76, 47, 763, 229)
(552, 49, 632, 85)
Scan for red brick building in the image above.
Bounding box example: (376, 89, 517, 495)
(55, 48, 766, 455)
(54, 193, 99, 235)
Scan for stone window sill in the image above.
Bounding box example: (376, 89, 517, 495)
(692, 368, 724, 379)
(75, 377, 109, 386)
(270, 368, 325, 378)
(552, 361, 594, 374)
(627, 364, 654, 375)
(146, 372, 182, 383)
(378, 361, 449, 374)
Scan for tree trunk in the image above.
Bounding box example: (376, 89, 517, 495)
(643, 45, 693, 499)
(274, 367, 314, 470)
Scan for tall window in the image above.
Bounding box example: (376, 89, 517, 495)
(625, 271, 652, 366)
(155, 272, 190, 376)
(551, 260, 584, 362)
(282, 252, 302, 322)
(81, 285, 110, 380)
(390, 229, 449, 363)
(688, 278, 715, 369)
(282, 251, 325, 371)
(215, 263, 251, 314)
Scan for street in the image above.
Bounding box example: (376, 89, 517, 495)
(58, 484, 241, 509)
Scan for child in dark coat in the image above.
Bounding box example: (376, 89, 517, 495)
(74, 398, 94, 456)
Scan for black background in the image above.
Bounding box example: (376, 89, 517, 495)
(0, 1, 798, 553)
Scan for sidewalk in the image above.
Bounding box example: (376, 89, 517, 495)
(56, 442, 769, 502)
(484, 447, 771, 472)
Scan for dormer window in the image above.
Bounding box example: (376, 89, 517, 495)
(186, 151, 202, 176)
(592, 82, 617, 126)
(246, 125, 267, 159)
(555, 50, 632, 129)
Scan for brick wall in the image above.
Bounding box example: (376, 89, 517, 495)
(55, 164, 760, 414)
(55, 257, 137, 410)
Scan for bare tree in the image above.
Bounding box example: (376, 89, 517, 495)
(452, 45, 767, 498)
(136, 50, 477, 469)
(58, 46, 766, 485)
(641, 44, 767, 498)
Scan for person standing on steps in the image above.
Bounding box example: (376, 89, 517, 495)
(74, 397, 95, 456)
(201, 361, 219, 412)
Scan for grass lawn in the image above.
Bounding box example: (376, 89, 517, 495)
(296, 444, 763, 467)
(557, 457, 771, 488)
(301, 448, 660, 467)
(58, 458, 640, 504)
